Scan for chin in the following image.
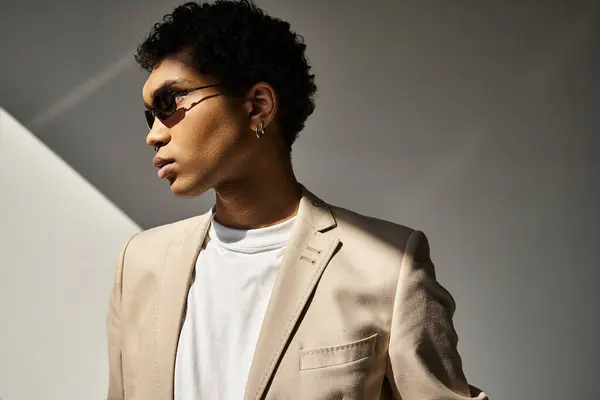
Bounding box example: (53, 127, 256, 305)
(168, 176, 209, 199)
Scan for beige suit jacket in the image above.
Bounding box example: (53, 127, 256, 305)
(106, 187, 487, 400)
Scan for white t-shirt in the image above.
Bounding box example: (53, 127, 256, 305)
(174, 214, 296, 400)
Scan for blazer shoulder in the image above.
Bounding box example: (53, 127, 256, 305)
(327, 203, 416, 252)
(126, 214, 208, 255)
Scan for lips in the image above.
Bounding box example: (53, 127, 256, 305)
(153, 156, 175, 179)
(153, 156, 173, 168)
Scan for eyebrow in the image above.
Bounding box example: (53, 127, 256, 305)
(144, 78, 196, 109)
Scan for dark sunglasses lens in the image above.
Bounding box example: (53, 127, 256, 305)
(156, 92, 176, 116)
(145, 110, 155, 129)
(145, 92, 177, 129)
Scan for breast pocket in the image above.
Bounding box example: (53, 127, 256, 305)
(300, 333, 378, 370)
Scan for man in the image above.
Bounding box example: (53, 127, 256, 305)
(106, 1, 488, 399)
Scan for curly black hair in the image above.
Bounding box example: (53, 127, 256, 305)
(135, 0, 317, 150)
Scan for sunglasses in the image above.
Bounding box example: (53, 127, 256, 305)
(144, 83, 221, 129)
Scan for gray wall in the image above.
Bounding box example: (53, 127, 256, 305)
(1, 1, 599, 399)
(0, 109, 141, 400)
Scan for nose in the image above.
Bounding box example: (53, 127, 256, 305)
(146, 122, 171, 150)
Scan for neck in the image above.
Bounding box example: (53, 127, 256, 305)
(213, 158, 301, 230)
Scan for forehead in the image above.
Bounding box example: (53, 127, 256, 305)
(142, 55, 203, 102)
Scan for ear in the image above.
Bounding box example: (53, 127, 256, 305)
(245, 82, 278, 131)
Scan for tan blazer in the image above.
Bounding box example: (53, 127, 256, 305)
(106, 187, 487, 400)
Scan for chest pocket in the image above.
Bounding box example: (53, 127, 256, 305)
(300, 333, 378, 370)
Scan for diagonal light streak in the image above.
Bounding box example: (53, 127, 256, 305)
(27, 50, 136, 129)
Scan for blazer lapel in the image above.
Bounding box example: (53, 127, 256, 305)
(244, 188, 340, 400)
(154, 212, 212, 400)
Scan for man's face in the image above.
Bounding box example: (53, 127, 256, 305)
(142, 53, 253, 198)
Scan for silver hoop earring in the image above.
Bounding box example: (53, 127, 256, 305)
(255, 121, 265, 138)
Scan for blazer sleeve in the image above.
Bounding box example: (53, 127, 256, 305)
(385, 230, 488, 399)
(106, 236, 135, 400)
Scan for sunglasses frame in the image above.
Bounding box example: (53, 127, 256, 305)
(144, 83, 221, 129)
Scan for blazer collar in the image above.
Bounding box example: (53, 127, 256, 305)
(153, 212, 212, 400)
(296, 184, 337, 232)
(244, 186, 340, 399)
(154, 185, 339, 400)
